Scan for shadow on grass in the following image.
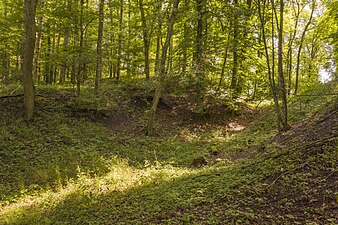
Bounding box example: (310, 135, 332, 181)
(1, 159, 271, 225)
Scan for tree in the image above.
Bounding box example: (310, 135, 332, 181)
(294, 0, 315, 94)
(277, 0, 290, 131)
(139, 0, 151, 80)
(23, 0, 38, 121)
(147, 0, 180, 135)
(95, 0, 104, 95)
(258, 0, 290, 132)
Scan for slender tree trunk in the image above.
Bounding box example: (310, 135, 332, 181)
(60, 27, 69, 84)
(23, 0, 38, 121)
(218, 34, 230, 90)
(54, 30, 61, 84)
(45, 31, 52, 85)
(116, 0, 123, 83)
(231, 0, 239, 98)
(139, 0, 150, 80)
(127, 0, 131, 77)
(50, 24, 57, 84)
(108, 3, 114, 79)
(33, 0, 44, 84)
(277, 0, 290, 131)
(1, 0, 9, 84)
(76, 0, 84, 97)
(258, 0, 282, 131)
(181, 22, 188, 76)
(147, 0, 180, 135)
(195, 0, 203, 67)
(154, 0, 162, 76)
(295, 0, 315, 94)
(95, 0, 104, 95)
(286, 0, 300, 95)
(195, 0, 204, 96)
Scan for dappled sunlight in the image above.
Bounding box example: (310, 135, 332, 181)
(178, 123, 246, 143)
(0, 159, 198, 223)
(227, 122, 246, 132)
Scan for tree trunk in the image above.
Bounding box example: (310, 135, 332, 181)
(33, 0, 44, 84)
(181, 22, 188, 76)
(294, 0, 315, 95)
(95, 0, 104, 95)
(1, 0, 9, 84)
(218, 35, 230, 91)
(51, 24, 57, 84)
(154, 0, 162, 76)
(60, 27, 69, 84)
(277, 0, 290, 131)
(147, 0, 180, 135)
(139, 0, 150, 80)
(45, 28, 52, 85)
(76, 0, 84, 97)
(195, 0, 204, 96)
(230, 0, 239, 98)
(23, 0, 38, 121)
(116, 0, 123, 83)
(286, 0, 300, 95)
(126, 0, 131, 77)
(258, 0, 282, 131)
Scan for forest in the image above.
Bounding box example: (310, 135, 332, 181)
(0, 0, 337, 224)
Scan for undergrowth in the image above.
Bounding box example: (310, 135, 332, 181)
(0, 81, 337, 224)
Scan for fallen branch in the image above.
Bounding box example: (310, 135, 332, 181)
(265, 163, 306, 189)
(0, 94, 24, 99)
(241, 134, 338, 170)
(294, 93, 338, 97)
(0, 93, 44, 99)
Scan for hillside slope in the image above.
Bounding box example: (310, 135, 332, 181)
(0, 86, 337, 224)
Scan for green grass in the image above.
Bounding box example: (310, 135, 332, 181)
(0, 81, 337, 224)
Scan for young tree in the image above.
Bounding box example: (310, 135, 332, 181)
(147, 0, 180, 135)
(139, 0, 151, 80)
(95, 0, 104, 95)
(277, 0, 290, 130)
(258, 0, 290, 132)
(294, 0, 315, 94)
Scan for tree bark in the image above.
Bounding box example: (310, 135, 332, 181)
(116, 0, 123, 83)
(230, 0, 239, 98)
(147, 0, 180, 135)
(139, 0, 150, 80)
(95, 0, 104, 95)
(258, 0, 282, 131)
(294, 0, 315, 95)
(286, 0, 300, 95)
(277, 0, 290, 131)
(23, 0, 38, 121)
(76, 0, 84, 97)
(154, 0, 162, 76)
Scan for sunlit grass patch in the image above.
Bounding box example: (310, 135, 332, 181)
(0, 159, 197, 224)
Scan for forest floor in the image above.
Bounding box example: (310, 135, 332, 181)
(0, 80, 337, 224)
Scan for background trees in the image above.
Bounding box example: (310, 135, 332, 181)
(0, 0, 336, 129)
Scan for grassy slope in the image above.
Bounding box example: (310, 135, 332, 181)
(0, 82, 337, 224)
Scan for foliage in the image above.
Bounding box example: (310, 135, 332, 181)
(0, 82, 337, 223)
